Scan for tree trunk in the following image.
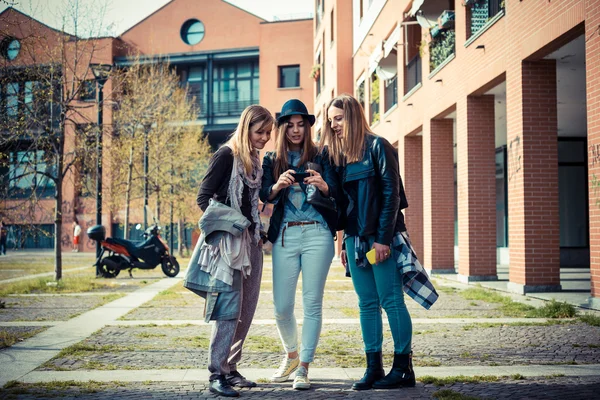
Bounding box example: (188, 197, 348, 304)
(123, 145, 134, 240)
(178, 218, 185, 256)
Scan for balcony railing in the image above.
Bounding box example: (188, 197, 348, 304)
(384, 75, 397, 113)
(470, 0, 505, 37)
(405, 55, 422, 94)
(187, 88, 257, 118)
(429, 29, 455, 72)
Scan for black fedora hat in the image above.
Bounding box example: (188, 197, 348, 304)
(277, 99, 316, 126)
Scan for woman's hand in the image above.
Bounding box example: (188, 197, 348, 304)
(305, 169, 329, 196)
(372, 242, 391, 264)
(272, 169, 296, 193)
(340, 250, 347, 268)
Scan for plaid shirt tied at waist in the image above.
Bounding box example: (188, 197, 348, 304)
(351, 231, 439, 310)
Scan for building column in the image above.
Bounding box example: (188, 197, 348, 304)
(506, 60, 561, 294)
(586, 0, 600, 308)
(423, 120, 454, 272)
(456, 95, 497, 282)
(403, 135, 424, 263)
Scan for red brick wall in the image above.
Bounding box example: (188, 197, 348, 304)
(586, 0, 600, 299)
(457, 95, 496, 278)
(424, 119, 454, 270)
(404, 135, 424, 262)
(508, 60, 560, 287)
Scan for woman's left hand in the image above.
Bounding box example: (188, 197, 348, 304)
(372, 242, 391, 264)
(305, 169, 329, 196)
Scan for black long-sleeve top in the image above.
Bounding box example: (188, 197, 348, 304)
(196, 146, 253, 230)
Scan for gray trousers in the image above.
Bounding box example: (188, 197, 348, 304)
(208, 244, 263, 380)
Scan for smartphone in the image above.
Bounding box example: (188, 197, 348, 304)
(292, 172, 310, 181)
(366, 248, 377, 264)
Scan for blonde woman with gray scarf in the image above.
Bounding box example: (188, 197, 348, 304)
(196, 105, 274, 397)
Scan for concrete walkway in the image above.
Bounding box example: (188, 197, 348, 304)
(19, 364, 600, 383)
(0, 277, 181, 386)
(2, 264, 600, 399)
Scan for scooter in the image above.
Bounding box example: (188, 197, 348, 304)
(87, 223, 180, 278)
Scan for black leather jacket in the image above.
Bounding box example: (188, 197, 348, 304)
(260, 149, 339, 244)
(342, 134, 408, 245)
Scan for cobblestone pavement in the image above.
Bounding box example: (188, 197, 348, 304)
(0, 294, 126, 322)
(1, 376, 600, 399)
(1, 258, 600, 399)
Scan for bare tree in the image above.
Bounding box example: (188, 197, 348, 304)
(110, 58, 211, 252)
(0, 0, 112, 280)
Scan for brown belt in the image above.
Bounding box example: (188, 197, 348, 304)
(281, 221, 319, 247)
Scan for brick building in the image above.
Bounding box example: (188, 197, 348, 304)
(310, 0, 599, 307)
(0, 0, 313, 252)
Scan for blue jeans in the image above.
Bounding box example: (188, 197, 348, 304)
(272, 222, 334, 363)
(345, 237, 412, 354)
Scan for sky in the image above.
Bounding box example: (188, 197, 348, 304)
(0, 0, 314, 36)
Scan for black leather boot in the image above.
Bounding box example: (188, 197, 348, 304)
(352, 351, 385, 390)
(372, 352, 416, 389)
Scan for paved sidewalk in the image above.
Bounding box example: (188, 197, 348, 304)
(1, 262, 600, 399)
(0, 277, 182, 386)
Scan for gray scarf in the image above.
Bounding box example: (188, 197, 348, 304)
(226, 146, 263, 245)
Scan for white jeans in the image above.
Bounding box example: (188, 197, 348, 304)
(272, 222, 334, 363)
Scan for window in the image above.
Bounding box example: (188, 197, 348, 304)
(278, 65, 300, 88)
(315, 53, 322, 97)
(468, 0, 504, 38)
(186, 65, 208, 117)
(212, 61, 259, 115)
(79, 80, 96, 101)
(370, 73, 380, 124)
(356, 79, 365, 111)
(181, 19, 205, 45)
(6, 82, 19, 118)
(6, 150, 55, 198)
(384, 75, 397, 112)
(330, 10, 334, 43)
(1, 38, 21, 61)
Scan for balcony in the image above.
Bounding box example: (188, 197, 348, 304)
(405, 54, 422, 94)
(468, 0, 505, 38)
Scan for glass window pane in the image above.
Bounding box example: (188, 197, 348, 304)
(559, 165, 588, 247)
(238, 80, 251, 102)
(558, 140, 585, 163)
(224, 66, 235, 80)
(7, 82, 19, 117)
(188, 66, 205, 81)
(238, 63, 251, 78)
(279, 65, 300, 88)
(252, 78, 259, 101)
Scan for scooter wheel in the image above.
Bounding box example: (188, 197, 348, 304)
(99, 255, 121, 278)
(161, 255, 180, 277)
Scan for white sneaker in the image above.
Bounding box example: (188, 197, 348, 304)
(271, 356, 299, 382)
(292, 366, 310, 390)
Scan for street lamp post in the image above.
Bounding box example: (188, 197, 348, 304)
(90, 63, 112, 275)
(143, 122, 151, 230)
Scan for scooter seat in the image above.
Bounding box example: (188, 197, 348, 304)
(105, 237, 139, 257)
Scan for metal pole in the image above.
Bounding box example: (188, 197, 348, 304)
(95, 79, 106, 275)
(143, 124, 149, 230)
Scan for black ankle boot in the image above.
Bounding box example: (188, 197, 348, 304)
(352, 351, 385, 390)
(372, 352, 416, 389)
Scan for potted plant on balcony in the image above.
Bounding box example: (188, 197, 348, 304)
(309, 64, 321, 80)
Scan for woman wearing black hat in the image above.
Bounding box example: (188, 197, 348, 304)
(260, 99, 338, 390)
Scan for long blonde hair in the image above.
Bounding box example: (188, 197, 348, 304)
(321, 94, 373, 166)
(273, 115, 317, 180)
(225, 105, 274, 176)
